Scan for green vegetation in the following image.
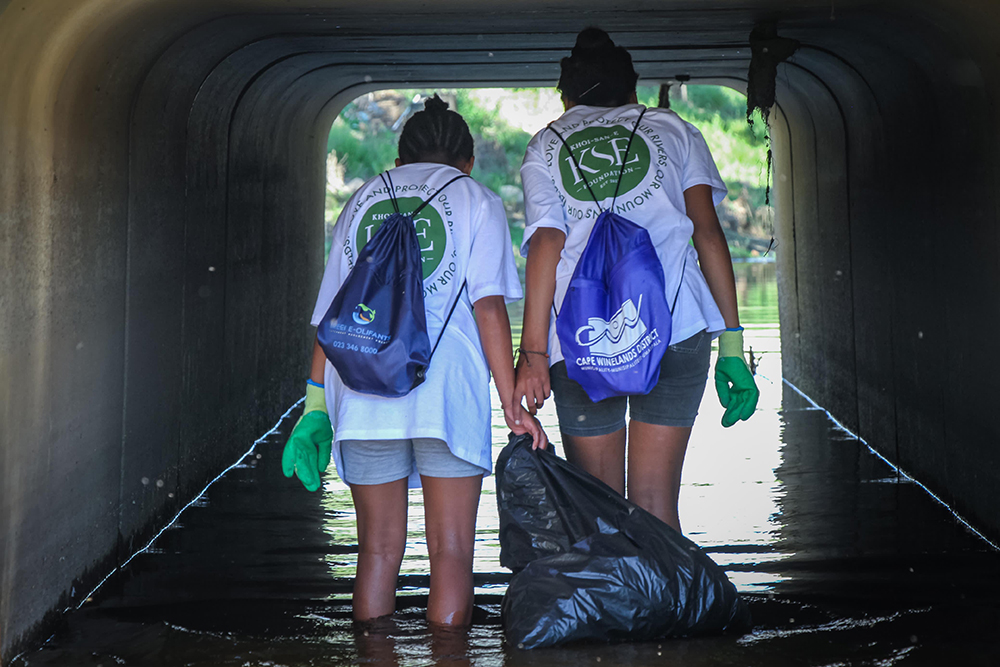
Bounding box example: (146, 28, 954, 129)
(637, 85, 774, 256)
(327, 115, 398, 184)
(325, 86, 773, 260)
(638, 85, 770, 203)
(451, 89, 533, 195)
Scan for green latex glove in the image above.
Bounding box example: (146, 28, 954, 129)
(281, 382, 333, 491)
(714, 328, 760, 428)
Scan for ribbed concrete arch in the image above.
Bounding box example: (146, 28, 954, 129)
(3, 0, 1000, 660)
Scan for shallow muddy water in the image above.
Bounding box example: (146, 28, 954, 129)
(16, 263, 1000, 666)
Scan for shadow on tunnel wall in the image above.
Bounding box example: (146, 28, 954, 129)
(2, 0, 1000, 662)
(769, 0, 1000, 559)
(767, 382, 1000, 612)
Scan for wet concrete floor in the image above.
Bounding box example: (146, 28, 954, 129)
(15, 320, 1000, 666)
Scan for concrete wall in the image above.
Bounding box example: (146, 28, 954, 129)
(2, 0, 999, 661)
(772, 2, 1000, 543)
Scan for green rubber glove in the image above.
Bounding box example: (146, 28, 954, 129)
(281, 382, 333, 491)
(714, 327, 760, 428)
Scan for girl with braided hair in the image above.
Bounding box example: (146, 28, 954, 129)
(284, 94, 546, 627)
(514, 28, 759, 533)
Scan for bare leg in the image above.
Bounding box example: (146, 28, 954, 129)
(430, 623, 472, 666)
(626, 420, 692, 532)
(350, 478, 409, 621)
(421, 474, 483, 627)
(353, 616, 400, 667)
(561, 427, 627, 495)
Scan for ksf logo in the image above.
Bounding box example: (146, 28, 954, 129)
(357, 197, 447, 279)
(558, 124, 651, 202)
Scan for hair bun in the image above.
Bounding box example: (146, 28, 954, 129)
(558, 27, 637, 106)
(572, 27, 616, 56)
(423, 94, 450, 114)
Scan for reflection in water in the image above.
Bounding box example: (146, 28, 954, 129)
(15, 261, 1000, 666)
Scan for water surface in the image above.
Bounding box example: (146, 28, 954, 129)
(16, 263, 1000, 666)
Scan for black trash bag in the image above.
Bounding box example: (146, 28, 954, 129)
(496, 434, 751, 649)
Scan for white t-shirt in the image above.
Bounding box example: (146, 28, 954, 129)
(520, 104, 728, 366)
(311, 163, 522, 487)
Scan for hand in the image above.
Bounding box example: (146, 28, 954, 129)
(282, 411, 333, 491)
(514, 352, 551, 415)
(504, 402, 549, 450)
(282, 382, 333, 491)
(714, 328, 760, 428)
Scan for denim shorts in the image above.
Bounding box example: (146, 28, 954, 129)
(338, 438, 487, 485)
(549, 330, 712, 436)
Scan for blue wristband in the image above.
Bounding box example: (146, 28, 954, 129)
(725, 326, 744, 332)
(306, 379, 324, 388)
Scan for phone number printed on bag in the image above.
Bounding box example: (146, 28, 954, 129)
(329, 321, 391, 351)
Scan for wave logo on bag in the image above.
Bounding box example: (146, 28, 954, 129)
(575, 295, 648, 358)
(352, 303, 376, 325)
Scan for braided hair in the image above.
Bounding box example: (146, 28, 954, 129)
(557, 27, 639, 107)
(397, 94, 474, 168)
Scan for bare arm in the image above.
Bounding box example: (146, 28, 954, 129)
(475, 295, 548, 449)
(685, 184, 740, 329)
(515, 227, 566, 413)
(474, 296, 517, 406)
(309, 335, 326, 384)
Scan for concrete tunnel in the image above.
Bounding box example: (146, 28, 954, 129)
(2, 0, 999, 659)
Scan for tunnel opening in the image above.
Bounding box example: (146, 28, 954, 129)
(322, 84, 778, 342)
(323, 85, 775, 255)
(306, 81, 783, 601)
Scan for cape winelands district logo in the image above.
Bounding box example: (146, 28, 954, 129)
(574, 296, 647, 357)
(353, 303, 376, 325)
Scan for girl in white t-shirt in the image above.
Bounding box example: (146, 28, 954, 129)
(514, 29, 759, 533)
(282, 95, 545, 627)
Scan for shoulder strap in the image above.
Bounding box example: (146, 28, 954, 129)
(379, 171, 400, 213)
(380, 171, 469, 216)
(379, 171, 469, 367)
(412, 173, 469, 216)
(417, 174, 472, 364)
(428, 280, 468, 363)
(550, 107, 650, 318)
(611, 107, 648, 210)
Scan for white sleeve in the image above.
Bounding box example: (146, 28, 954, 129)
(467, 191, 524, 305)
(310, 194, 357, 327)
(519, 135, 569, 257)
(681, 121, 728, 206)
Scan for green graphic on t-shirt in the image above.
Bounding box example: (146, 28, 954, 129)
(356, 197, 447, 279)
(558, 125, 651, 202)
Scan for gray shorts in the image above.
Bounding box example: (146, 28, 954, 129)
(338, 438, 486, 485)
(550, 330, 712, 436)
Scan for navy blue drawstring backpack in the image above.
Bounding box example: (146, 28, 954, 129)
(551, 108, 683, 402)
(317, 172, 468, 397)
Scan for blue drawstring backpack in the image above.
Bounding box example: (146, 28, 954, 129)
(551, 108, 683, 402)
(317, 172, 468, 397)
